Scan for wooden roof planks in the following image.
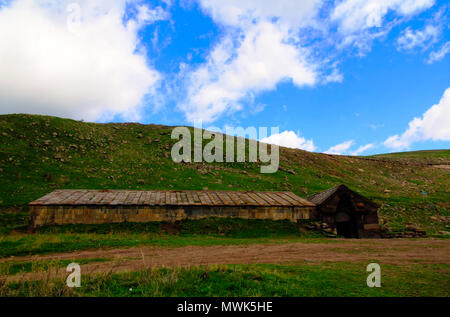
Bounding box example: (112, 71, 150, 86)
(29, 189, 315, 207)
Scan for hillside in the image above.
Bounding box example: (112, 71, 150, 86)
(0, 114, 449, 234)
(372, 150, 450, 165)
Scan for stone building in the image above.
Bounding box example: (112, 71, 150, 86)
(29, 185, 380, 238)
(308, 185, 380, 238)
(29, 189, 315, 228)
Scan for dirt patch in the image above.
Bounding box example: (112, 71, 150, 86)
(2, 239, 449, 282)
(433, 164, 450, 170)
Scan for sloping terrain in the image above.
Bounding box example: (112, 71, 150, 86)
(373, 150, 450, 165)
(0, 114, 449, 234)
(0, 114, 449, 297)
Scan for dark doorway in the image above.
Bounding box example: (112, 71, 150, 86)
(336, 220, 353, 238)
(335, 195, 358, 238)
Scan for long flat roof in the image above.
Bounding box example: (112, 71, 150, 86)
(29, 190, 315, 207)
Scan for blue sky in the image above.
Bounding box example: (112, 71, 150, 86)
(0, 0, 449, 155)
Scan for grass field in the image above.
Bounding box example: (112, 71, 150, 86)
(0, 218, 329, 258)
(2, 262, 448, 297)
(0, 114, 449, 297)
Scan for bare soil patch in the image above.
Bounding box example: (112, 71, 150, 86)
(433, 164, 450, 170)
(2, 239, 449, 282)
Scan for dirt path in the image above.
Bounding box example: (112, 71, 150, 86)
(2, 239, 449, 282)
(434, 164, 450, 170)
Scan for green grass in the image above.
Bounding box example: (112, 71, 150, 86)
(0, 208, 29, 234)
(2, 262, 448, 297)
(0, 113, 449, 260)
(0, 258, 110, 275)
(372, 150, 450, 164)
(1, 114, 449, 218)
(1, 113, 448, 298)
(0, 219, 330, 258)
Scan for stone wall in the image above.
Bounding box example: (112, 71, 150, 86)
(29, 205, 314, 227)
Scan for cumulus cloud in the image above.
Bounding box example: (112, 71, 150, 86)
(384, 88, 450, 150)
(178, 0, 437, 123)
(396, 24, 440, 50)
(260, 130, 316, 152)
(177, 1, 325, 123)
(427, 41, 450, 64)
(0, 0, 440, 125)
(181, 21, 317, 123)
(0, 0, 166, 122)
(325, 140, 355, 155)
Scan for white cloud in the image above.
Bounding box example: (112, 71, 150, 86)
(178, 1, 326, 123)
(324, 66, 344, 84)
(261, 130, 316, 152)
(324, 140, 375, 155)
(181, 20, 317, 123)
(0, 0, 166, 122)
(427, 41, 450, 64)
(179, 0, 437, 123)
(198, 0, 323, 29)
(384, 87, 450, 150)
(331, 0, 435, 54)
(136, 4, 169, 25)
(350, 143, 375, 156)
(332, 0, 435, 34)
(0, 0, 439, 124)
(325, 140, 355, 155)
(396, 24, 440, 50)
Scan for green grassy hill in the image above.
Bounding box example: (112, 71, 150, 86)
(0, 114, 449, 234)
(372, 150, 450, 164)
